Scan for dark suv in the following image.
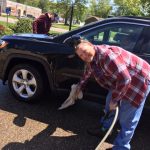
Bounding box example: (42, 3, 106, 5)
(0, 16, 150, 107)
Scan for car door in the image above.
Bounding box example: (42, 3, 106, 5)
(0, 40, 8, 76)
(135, 26, 150, 64)
(54, 22, 144, 103)
(134, 26, 150, 108)
(54, 52, 85, 90)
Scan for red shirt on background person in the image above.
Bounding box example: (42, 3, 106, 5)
(32, 12, 57, 35)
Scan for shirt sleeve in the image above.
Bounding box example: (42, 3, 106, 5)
(102, 51, 131, 104)
(78, 64, 92, 90)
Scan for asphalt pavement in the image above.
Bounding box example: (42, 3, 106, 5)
(0, 81, 150, 150)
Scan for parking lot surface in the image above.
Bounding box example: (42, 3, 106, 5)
(0, 81, 150, 150)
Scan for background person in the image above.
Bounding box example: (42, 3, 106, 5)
(32, 12, 58, 35)
(72, 39, 150, 150)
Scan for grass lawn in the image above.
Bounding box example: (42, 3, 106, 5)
(0, 21, 13, 27)
(1, 14, 18, 19)
(52, 23, 80, 30)
(49, 30, 62, 35)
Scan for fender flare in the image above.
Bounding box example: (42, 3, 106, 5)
(2, 53, 54, 90)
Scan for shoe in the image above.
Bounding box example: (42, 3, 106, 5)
(87, 126, 111, 138)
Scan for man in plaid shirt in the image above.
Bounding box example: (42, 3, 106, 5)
(74, 39, 150, 150)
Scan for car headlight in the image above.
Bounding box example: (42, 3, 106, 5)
(0, 40, 8, 48)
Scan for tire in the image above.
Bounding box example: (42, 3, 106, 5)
(8, 64, 44, 102)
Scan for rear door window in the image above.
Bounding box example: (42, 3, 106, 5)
(80, 23, 144, 52)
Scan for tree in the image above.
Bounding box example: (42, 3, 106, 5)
(11, 0, 49, 13)
(25, 0, 40, 7)
(73, 0, 89, 23)
(10, 0, 26, 3)
(113, 0, 147, 16)
(74, 2, 88, 23)
(141, 0, 150, 16)
(38, 0, 50, 13)
(89, 0, 112, 18)
(53, 0, 88, 25)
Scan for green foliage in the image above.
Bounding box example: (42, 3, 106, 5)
(25, 0, 40, 7)
(38, 0, 50, 13)
(0, 24, 14, 37)
(10, 18, 32, 33)
(11, 0, 26, 3)
(11, 0, 40, 7)
(74, 0, 89, 22)
(0, 21, 12, 27)
(141, 0, 150, 16)
(89, 0, 112, 18)
(113, 0, 149, 16)
(53, 0, 88, 24)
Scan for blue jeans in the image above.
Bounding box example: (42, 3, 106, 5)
(100, 84, 150, 150)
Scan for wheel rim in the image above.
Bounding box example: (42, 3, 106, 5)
(12, 69, 37, 99)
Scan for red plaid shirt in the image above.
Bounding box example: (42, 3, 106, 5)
(79, 45, 150, 107)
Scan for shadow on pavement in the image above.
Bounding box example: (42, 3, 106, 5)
(1, 83, 150, 150)
(0, 85, 104, 150)
(2, 125, 98, 150)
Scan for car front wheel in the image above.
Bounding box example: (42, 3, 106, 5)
(8, 64, 44, 102)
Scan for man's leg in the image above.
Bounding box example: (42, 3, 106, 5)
(100, 91, 116, 130)
(113, 85, 150, 150)
(87, 91, 115, 137)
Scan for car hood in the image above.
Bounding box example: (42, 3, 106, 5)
(2, 33, 54, 41)
(1, 33, 74, 54)
(14, 33, 53, 38)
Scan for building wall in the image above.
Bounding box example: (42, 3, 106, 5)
(0, 0, 42, 18)
(0, 0, 7, 13)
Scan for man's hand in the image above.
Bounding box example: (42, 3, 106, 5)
(75, 85, 82, 99)
(109, 100, 118, 111)
(58, 84, 83, 110)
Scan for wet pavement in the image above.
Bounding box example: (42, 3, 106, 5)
(0, 81, 150, 150)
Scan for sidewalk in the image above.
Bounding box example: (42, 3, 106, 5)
(0, 16, 18, 23)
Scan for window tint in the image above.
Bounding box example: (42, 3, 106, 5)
(140, 27, 150, 54)
(80, 23, 143, 52)
(142, 41, 150, 53)
(80, 30, 105, 45)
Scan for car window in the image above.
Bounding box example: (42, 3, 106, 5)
(80, 23, 143, 52)
(141, 41, 150, 53)
(140, 27, 150, 54)
(80, 30, 105, 45)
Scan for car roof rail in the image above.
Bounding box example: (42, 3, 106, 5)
(119, 16, 150, 21)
